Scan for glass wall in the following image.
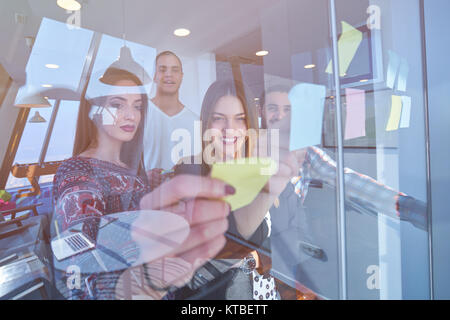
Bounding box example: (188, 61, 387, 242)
(334, 0, 430, 299)
(0, 0, 442, 300)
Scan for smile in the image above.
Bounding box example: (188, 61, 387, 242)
(120, 125, 136, 132)
(222, 136, 237, 145)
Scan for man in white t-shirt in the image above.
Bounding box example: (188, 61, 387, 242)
(143, 51, 200, 188)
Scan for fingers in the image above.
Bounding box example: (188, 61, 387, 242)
(263, 153, 299, 195)
(164, 198, 230, 225)
(140, 175, 235, 210)
(172, 218, 228, 256)
(147, 168, 164, 190)
(143, 235, 227, 290)
(175, 235, 226, 273)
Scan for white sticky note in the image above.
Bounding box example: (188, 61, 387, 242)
(344, 88, 366, 140)
(288, 83, 326, 151)
(386, 51, 400, 89)
(397, 59, 409, 92)
(400, 96, 412, 128)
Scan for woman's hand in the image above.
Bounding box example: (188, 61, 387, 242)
(263, 147, 301, 197)
(146, 168, 164, 190)
(127, 175, 235, 297)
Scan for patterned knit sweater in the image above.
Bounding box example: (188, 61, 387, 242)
(52, 156, 150, 299)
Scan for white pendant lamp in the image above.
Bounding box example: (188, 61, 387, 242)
(29, 111, 47, 123)
(15, 92, 51, 108)
(99, 0, 150, 85)
(99, 45, 151, 85)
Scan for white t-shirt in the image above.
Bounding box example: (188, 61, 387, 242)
(143, 100, 201, 170)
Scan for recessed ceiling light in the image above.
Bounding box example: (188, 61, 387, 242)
(304, 64, 316, 69)
(57, 0, 81, 11)
(45, 64, 59, 69)
(41, 84, 53, 88)
(174, 28, 191, 37)
(44, 96, 49, 99)
(256, 50, 269, 57)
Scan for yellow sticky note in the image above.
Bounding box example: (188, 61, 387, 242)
(326, 21, 363, 77)
(386, 95, 403, 132)
(211, 158, 277, 211)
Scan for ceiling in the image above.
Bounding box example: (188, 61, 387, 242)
(0, 0, 370, 85)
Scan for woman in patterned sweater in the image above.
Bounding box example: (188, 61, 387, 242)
(52, 68, 234, 299)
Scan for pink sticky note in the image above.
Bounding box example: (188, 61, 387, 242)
(344, 88, 366, 140)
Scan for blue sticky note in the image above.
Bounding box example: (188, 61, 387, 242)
(397, 59, 409, 92)
(386, 51, 400, 89)
(400, 96, 412, 128)
(288, 83, 326, 151)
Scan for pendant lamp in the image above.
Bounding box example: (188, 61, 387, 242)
(99, 0, 150, 85)
(29, 111, 47, 123)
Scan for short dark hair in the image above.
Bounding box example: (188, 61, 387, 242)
(259, 84, 292, 108)
(259, 85, 292, 129)
(155, 50, 183, 71)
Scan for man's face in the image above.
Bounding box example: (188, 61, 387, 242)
(262, 91, 291, 130)
(154, 54, 183, 95)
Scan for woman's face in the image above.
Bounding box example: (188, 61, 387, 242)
(99, 79, 143, 143)
(208, 95, 248, 161)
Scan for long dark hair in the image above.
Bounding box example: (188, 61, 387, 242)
(73, 67, 148, 176)
(200, 79, 258, 161)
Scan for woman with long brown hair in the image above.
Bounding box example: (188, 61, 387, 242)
(52, 68, 235, 300)
(173, 79, 298, 299)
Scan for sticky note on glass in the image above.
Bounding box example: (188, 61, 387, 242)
(326, 21, 363, 77)
(397, 60, 409, 92)
(288, 83, 326, 151)
(344, 88, 366, 140)
(386, 95, 403, 132)
(386, 51, 400, 89)
(211, 158, 277, 211)
(400, 96, 412, 128)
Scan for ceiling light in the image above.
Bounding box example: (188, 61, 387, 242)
(15, 92, 51, 108)
(99, 0, 151, 86)
(174, 28, 191, 37)
(360, 79, 369, 83)
(304, 64, 316, 69)
(99, 46, 151, 85)
(29, 111, 47, 123)
(41, 84, 53, 88)
(57, 0, 81, 11)
(256, 50, 269, 57)
(45, 64, 59, 69)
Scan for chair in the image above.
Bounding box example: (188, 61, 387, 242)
(0, 203, 42, 240)
(0, 203, 42, 220)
